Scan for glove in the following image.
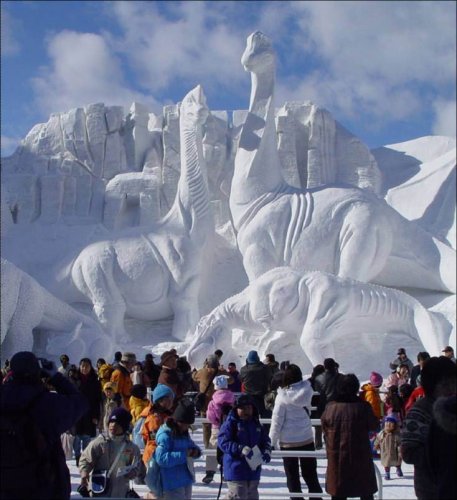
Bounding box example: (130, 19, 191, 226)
(77, 484, 90, 498)
(241, 446, 253, 459)
(38, 358, 58, 378)
(262, 452, 271, 464)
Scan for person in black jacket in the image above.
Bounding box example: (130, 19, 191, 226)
(410, 351, 430, 389)
(314, 358, 342, 416)
(240, 350, 272, 420)
(73, 357, 102, 466)
(0, 351, 88, 499)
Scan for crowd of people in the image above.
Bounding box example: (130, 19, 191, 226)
(0, 344, 455, 500)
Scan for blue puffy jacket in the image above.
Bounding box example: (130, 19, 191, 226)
(154, 423, 201, 492)
(217, 409, 271, 481)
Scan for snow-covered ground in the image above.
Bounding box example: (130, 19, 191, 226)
(68, 424, 416, 499)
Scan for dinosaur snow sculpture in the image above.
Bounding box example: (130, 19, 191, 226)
(1, 258, 112, 361)
(185, 267, 448, 370)
(70, 85, 213, 342)
(230, 32, 456, 293)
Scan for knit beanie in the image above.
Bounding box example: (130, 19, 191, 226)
(108, 407, 132, 432)
(131, 384, 147, 399)
(246, 350, 260, 364)
(370, 372, 383, 387)
(385, 415, 397, 424)
(103, 382, 115, 391)
(152, 383, 175, 403)
(235, 394, 255, 409)
(161, 351, 178, 365)
(213, 375, 229, 390)
(172, 398, 195, 424)
(10, 351, 41, 382)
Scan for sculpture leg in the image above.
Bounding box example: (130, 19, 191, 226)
(170, 276, 201, 341)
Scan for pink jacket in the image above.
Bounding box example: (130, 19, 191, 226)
(207, 389, 236, 428)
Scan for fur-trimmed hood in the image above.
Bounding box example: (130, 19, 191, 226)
(433, 395, 456, 435)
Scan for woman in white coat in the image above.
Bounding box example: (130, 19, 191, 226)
(269, 364, 323, 500)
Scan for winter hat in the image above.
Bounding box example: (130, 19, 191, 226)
(385, 415, 397, 424)
(103, 382, 115, 391)
(213, 375, 229, 390)
(172, 398, 195, 424)
(206, 354, 220, 369)
(108, 407, 132, 432)
(152, 383, 175, 403)
(121, 352, 136, 363)
(370, 372, 383, 387)
(161, 351, 178, 365)
(246, 350, 260, 364)
(131, 384, 147, 399)
(235, 394, 255, 409)
(10, 351, 41, 382)
(397, 348, 406, 355)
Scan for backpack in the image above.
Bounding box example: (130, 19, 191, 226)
(0, 396, 54, 499)
(132, 416, 146, 452)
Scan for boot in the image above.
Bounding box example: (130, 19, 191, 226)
(202, 471, 215, 484)
(384, 469, 390, 480)
(75, 455, 80, 467)
(396, 467, 403, 477)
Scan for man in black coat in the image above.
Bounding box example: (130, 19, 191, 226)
(240, 350, 272, 419)
(0, 351, 88, 499)
(314, 358, 343, 415)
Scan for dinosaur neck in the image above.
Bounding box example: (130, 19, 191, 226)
(171, 122, 210, 237)
(230, 69, 285, 230)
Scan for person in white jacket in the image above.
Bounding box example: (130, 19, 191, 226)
(269, 364, 323, 500)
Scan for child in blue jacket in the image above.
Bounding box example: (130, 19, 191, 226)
(218, 394, 272, 500)
(155, 398, 201, 499)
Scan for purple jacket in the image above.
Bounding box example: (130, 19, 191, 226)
(207, 389, 236, 428)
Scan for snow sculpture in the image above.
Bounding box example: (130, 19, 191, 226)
(69, 85, 213, 342)
(230, 32, 455, 292)
(1, 258, 112, 361)
(186, 267, 448, 370)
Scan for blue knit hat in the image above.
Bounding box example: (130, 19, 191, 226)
(385, 415, 397, 424)
(246, 350, 260, 364)
(152, 383, 175, 403)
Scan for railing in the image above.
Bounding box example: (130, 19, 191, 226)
(193, 418, 383, 499)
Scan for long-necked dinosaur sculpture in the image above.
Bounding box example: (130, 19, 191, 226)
(69, 85, 213, 342)
(229, 32, 455, 293)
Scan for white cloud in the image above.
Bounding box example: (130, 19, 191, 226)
(282, 1, 456, 124)
(30, 30, 161, 115)
(1, 9, 21, 56)
(109, 2, 247, 94)
(432, 99, 457, 137)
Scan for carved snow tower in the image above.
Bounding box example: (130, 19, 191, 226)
(230, 31, 455, 293)
(70, 85, 214, 342)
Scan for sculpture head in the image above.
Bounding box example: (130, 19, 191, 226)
(180, 84, 209, 126)
(241, 31, 275, 74)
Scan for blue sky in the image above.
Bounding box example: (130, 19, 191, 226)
(1, 0, 456, 156)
